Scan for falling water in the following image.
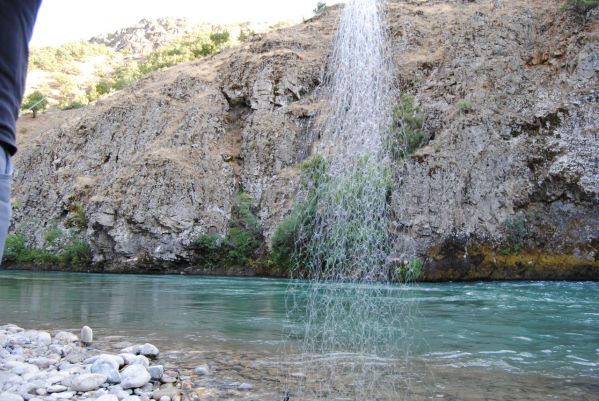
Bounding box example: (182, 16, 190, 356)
(284, 0, 419, 400)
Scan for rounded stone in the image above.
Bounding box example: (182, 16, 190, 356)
(138, 344, 159, 359)
(147, 366, 163, 381)
(47, 384, 68, 393)
(91, 360, 121, 384)
(130, 355, 150, 367)
(192, 365, 209, 376)
(0, 394, 24, 401)
(65, 373, 107, 392)
(80, 326, 93, 345)
(95, 395, 119, 401)
(238, 382, 253, 391)
(120, 365, 151, 390)
(53, 332, 78, 345)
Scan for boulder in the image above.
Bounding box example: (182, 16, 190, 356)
(63, 373, 107, 392)
(80, 326, 93, 345)
(120, 365, 151, 390)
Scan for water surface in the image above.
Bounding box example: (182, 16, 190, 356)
(1, 272, 597, 399)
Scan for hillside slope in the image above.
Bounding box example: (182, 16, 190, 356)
(10, 0, 599, 279)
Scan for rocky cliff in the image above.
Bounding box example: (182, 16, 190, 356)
(90, 18, 194, 54)
(10, 0, 599, 279)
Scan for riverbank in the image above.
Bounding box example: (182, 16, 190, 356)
(2, 249, 598, 282)
(0, 324, 257, 401)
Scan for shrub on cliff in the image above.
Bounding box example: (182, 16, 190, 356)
(389, 94, 429, 160)
(4, 230, 91, 267)
(563, 0, 599, 13)
(314, 2, 329, 15)
(192, 192, 261, 268)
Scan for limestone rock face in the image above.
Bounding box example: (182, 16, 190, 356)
(11, 1, 598, 279)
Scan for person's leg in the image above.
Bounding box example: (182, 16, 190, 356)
(0, 148, 11, 259)
(0, 0, 42, 261)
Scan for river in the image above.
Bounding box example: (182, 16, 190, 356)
(1, 271, 597, 400)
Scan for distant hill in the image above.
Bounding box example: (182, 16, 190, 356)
(23, 18, 290, 113)
(89, 18, 195, 55)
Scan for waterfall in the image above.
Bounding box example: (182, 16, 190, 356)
(284, 1, 418, 400)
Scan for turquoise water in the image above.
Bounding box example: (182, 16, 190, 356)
(0, 271, 597, 382)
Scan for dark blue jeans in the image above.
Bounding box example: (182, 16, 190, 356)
(0, 148, 12, 259)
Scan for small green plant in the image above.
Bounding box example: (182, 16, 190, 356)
(563, 0, 599, 13)
(500, 216, 527, 254)
(457, 99, 474, 113)
(20, 91, 48, 118)
(314, 2, 329, 15)
(238, 26, 256, 42)
(393, 257, 423, 282)
(389, 94, 429, 159)
(67, 203, 88, 231)
(44, 227, 62, 246)
(59, 239, 92, 266)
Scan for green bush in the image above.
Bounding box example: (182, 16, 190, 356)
(500, 216, 528, 254)
(393, 257, 423, 282)
(20, 91, 48, 118)
(563, 0, 599, 13)
(271, 155, 330, 272)
(3, 234, 27, 263)
(191, 234, 224, 266)
(389, 94, 429, 159)
(271, 154, 394, 277)
(3, 233, 58, 265)
(209, 32, 230, 48)
(59, 239, 92, 266)
(44, 227, 62, 245)
(192, 192, 261, 268)
(271, 209, 302, 269)
(66, 203, 88, 231)
(139, 30, 230, 75)
(4, 231, 91, 267)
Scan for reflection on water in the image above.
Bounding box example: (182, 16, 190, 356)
(0, 271, 598, 399)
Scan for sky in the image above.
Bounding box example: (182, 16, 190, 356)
(31, 0, 344, 47)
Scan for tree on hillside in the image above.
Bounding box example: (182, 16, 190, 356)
(21, 91, 48, 118)
(209, 32, 230, 49)
(314, 2, 328, 15)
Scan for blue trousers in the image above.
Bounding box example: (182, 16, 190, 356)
(0, 0, 42, 261)
(0, 148, 11, 260)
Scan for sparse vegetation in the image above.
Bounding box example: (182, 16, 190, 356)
(500, 216, 528, 254)
(388, 94, 429, 159)
(563, 0, 599, 13)
(66, 203, 88, 231)
(3, 230, 91, 267)
(192, 192, 261, 268)
(20, 91, 48, 118)
(457, 99, 474, 113)
(29, 41, 113, 71)
(393, 257, 423, 281)
(238, 24, 256, 42)
(271, 156, 329, 270)
(139, 30, 231, 75)
(314, 2, 329, 15)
